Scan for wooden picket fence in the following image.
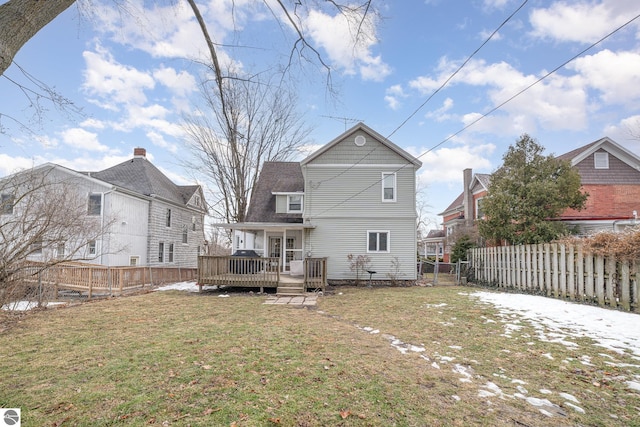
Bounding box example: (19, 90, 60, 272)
(469, 244, 640, 313)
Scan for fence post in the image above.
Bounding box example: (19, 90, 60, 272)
(544, 243, 551, 296)
(595, 255, 605, 307)
(567, 245, 575, 300)
(576, 246, 584, 301)
(559, 244, 567, 298)
(620, 260, 630, 311)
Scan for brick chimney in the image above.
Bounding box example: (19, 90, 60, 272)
(463, 168, 473, 227)
(133, 147, 146, 158)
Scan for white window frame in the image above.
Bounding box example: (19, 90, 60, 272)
(130, 256, 140, 266)
(168, 243, 174, 262)
(382, 172, 396, 202)
(287, 194, 303, 213)
(88, 193, 102, 216)
(1, 194, 14, 215)
(594, 152, 609, 169)
(158, 242, 165, 263)
(88, 240, 97, 255)
(367, 230, 390, 253)
(475, 197, 485, 220)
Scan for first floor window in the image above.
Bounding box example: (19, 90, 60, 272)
(367, 231, 389, 253)
(88, 240, 96, 255)
(130, 256, 139, 266)
(56, 243, 65, 259)
(31, 240, 43, 254)
(1, 194, 14, 215)
(158, 242, 164, 262)
(168, 243, 174, 262)
(182, 224, 188, 244)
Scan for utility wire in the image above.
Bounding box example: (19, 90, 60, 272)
(314, 0, 528, 186)
(313, 11, 640, 217)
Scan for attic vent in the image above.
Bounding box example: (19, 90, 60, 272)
(594, 152, 609, 169)
(354, 135, 366, 146)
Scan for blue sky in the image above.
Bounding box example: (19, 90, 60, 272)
(1, 0, 640, 229)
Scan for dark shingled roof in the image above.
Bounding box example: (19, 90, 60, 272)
(245, 162, 304, 223)
(426, 229, 446, 238)
(91, 157, 199, 206)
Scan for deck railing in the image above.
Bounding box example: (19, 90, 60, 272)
(12, 262, 197, 299)
(197, 256, 281, 289)
(197, 256, 328, 291)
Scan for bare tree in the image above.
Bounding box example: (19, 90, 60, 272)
(183, 73, 311, 224)
(0, 165, 112, 307)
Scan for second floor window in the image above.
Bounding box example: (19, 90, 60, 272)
(1, 194, 14, 215)
(287, 195, 303, 213)
(475, 198, 485, 220)
(88, 194, 102, 215)
(166, 209, 172, 227)
(382, 173, 396, 202)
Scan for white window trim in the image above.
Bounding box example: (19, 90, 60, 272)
(594, 152, 609, 169)
(381, 172, 397, 202)
(367, 230, 390, 253)
(88, 193, 103, 216)
(287, 194, 303, 213)
(475, 197, 484, 220)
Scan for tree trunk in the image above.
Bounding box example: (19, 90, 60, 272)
(0, 0, 76, 76)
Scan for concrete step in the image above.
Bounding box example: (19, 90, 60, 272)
(277, 285, 305, 296)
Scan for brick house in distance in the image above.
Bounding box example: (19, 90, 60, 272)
(439, 137, 640, 261)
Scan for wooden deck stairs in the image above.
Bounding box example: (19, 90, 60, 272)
(277, 275, 306, 296)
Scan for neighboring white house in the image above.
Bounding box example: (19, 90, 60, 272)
(0, 148, 207, 268)
(222, 123, 423, 284)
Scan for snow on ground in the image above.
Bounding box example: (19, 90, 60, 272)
(353, 290, 640, 418)
(155, 281, 222, 293)
(471, 291, 640, 358)
(2, 301, 66, 311)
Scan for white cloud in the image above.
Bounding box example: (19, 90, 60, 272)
(385, 84, 407, 110)
(79, 118, 106, 130)
(60, 128, 109, 152)
(146, 131, 179, 153)
(529, 1, 636, 43)
(82, 46, 155, 106)
(569, 49, 640, 105)
(0, 154, 45, 176)
(153, 66, 197, 97)
(305, 8, 390, 81)
(417, 142, 496, 188)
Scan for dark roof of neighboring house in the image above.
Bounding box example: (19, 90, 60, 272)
(556, 141, 600, 162)
(475, 173, 491, 189)
(245, 162, 304, 223)
(426, 229, 446, 238)
(91, 156, 200, 207)
(439, 192, 464, 216)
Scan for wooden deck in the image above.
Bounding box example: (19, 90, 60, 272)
(197, 256, 327, 293)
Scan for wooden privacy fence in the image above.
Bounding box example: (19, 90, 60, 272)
(17, 263, 197, 299)
(469, 244, 640, 313)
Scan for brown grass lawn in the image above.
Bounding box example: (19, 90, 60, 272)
(1, 285, 639, 426)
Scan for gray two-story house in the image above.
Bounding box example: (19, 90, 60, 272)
(227, 123, 422, 284)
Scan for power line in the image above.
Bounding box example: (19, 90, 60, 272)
(313, 0, 528, 187)
(313, 10, 640, 218)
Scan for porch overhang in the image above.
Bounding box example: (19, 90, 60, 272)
(213, 222, 315, 231)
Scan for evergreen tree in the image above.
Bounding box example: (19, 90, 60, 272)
(478, 134, 587, 245)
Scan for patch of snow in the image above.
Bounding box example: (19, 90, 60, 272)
(542, 353, 554, 360)
(431, 362, 440, 369)
(516, 385, 528, 394)
(478, 389, 495, 398)
(449, 345, 462, 350)
(425, 303, 447, 308)
(155, 281, 218, 293)
(452, 395, 461, 401)
(453, 364, 474, 382)
(564, 402, 585, 413)
(626, 381, 640, 392)
(472, 291, 640, 358)
(511, 379, 527, 385)
(439, 356, 455, 362)
(539, 389, 553, 394)
(218, 294, 230, 298)
(2, 301, 67, 311)
(559, 392, 579, 403)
